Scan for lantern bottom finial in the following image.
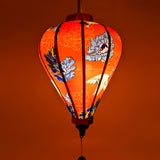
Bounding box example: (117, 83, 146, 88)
(76, 124, 89, 137)
(72, 117, 93, 137)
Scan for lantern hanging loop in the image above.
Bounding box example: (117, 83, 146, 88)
(78, 0, 82, 13)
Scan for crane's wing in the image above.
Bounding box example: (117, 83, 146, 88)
(86, 74, 102, 84)
(86, 74, 110, 95)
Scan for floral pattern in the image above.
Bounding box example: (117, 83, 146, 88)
(44, 47, 76, 82)
(64, 93, 76, 117)
(86, 31, 115, 62)
(61, 57, 76, 82)
(84, 98, 101, 118)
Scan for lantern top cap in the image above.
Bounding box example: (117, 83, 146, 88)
(66, 13, 93, 21)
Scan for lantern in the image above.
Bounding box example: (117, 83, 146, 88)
(39, 1, 122, 159)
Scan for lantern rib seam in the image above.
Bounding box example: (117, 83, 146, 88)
(38, 45, 68, 106)
(89, 25, 111, 117)
(54, 24, 78, 118)
(80, 20, 86, 119)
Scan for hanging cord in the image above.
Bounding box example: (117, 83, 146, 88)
(78, 0, 82, 13)
(81, 136, 83, 156)
(78, 136, 86, 160)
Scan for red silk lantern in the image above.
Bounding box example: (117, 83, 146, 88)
(39, 13, 122, 136)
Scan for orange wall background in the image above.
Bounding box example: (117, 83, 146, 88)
(0, 0, 160, 160)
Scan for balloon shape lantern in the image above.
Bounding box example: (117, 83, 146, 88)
(39, 0, 122, 158)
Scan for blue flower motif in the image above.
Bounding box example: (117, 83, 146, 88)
(61, 57, 76, 82)
(44, 47, 76, 82)
(64, 93, 76, 117)
(86, 32, 115, 62)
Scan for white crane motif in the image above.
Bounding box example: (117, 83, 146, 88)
(86, 74, 110, 95)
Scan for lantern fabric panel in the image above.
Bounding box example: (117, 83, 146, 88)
(39, 26, 76, 117)
(83, 22, 111, 118)
(57, 21, 84, 118)
(90, 27, 122, 116)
